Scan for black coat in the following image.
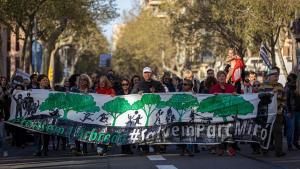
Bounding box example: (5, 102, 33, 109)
(131, 79, 165, 94)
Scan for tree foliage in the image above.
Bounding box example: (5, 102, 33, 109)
(0, 0, 118, 73)
(197, 95, 254, 121)
(102, 97, 131, 126)
(167, 0, 250, 58)
(53, 22, 109, 83)
(241, 0, 300, 66)
(169, 0, 300, 66)
(113, 10, 175, 76)
(39, 93, 100, 119)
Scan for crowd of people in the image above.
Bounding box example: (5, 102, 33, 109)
(0, 49, 300, 158)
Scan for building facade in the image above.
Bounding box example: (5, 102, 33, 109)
(0, 24, 23, 78)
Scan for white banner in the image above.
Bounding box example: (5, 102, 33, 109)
(9, 90, 277, 127)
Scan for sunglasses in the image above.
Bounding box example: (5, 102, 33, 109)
(183, 83, 191, 86)
(122, 83, 129, 86)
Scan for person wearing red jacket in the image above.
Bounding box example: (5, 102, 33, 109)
(210, 71, 235, 94)
(95, 75, 116, 96)
(209, 71, 236, 156)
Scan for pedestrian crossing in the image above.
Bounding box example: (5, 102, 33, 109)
(147, 155, 166, 161)
(147, 155, 178, 169)
(156, 165, 178, 169)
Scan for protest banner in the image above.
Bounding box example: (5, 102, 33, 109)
(6, 90, 277, 149)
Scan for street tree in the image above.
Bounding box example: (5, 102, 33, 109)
(167, 0, 250, 58)
(166, 93, 198, 122)
(0, 0, 48, 72)
(0, 0, 118, 74)
(51, 22, 109, 83)
(102, 97, 131, 126)
(242, 0, 300, 67)
(197, 95, 254, 122)
(39, 92, 100, 119)
(113, 10, 175, 77)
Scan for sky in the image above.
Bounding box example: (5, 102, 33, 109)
(102, 0, 135, 42)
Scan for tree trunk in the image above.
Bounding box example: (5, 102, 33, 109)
(276, 41, 288, 78)
(22, 17, 35, 74)
(70, 53, 80, 75)
(42, 18, 68, 74)
(161, 50, 182, 77)
(26, 29, 33, 74)
(21, 33, 28, 71)
(270, 40, 276, 67)
(291, 33, 298, 68)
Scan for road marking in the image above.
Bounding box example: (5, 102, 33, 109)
(156, 165, 178, 169)
(147, 155, 166, 161)
(273, 159, 300, 163)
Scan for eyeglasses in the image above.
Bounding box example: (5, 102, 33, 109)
(122, 83, 129, 86)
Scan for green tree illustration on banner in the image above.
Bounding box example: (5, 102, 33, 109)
(166, 93, 199, 122)
(39, 93, 100, 119)
(102, 97, 131, 126)
(132, 94, 166, 126)
(197, 94, 254, 122)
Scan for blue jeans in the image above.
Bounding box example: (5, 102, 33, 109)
(0, 121, 7, 153)
(285, 113, 295, 146)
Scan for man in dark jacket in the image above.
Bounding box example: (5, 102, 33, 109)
(285, 73, 300, 150)
(131, 67, 165, 154)
(131, 67, 165, 94)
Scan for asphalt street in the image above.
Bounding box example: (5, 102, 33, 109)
(0, 144, 300, 169)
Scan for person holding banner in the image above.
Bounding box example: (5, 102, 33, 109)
(210, 71, 235, 94)
(130, 75, 141, 90)
(210, 71, 236, 156)
(179, 78, 195, 156)
(259, 67, 286, 157)
(131, 67, 165, 94)
(96, 75, 116, 96)
(199, 69, 217, 94)
(34, 75, 51, 156)
(118, 78, 134, 154)
(95, 75, 116, 156)
(131, 67, 165, 155)
(0, 109, 8, 157)
(0, 76, 11, 121)
(71, 74, 93, 156)
(0, 78, 9, 157)
(28, 74, 39, 89)
(183, 70, 201, 93)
